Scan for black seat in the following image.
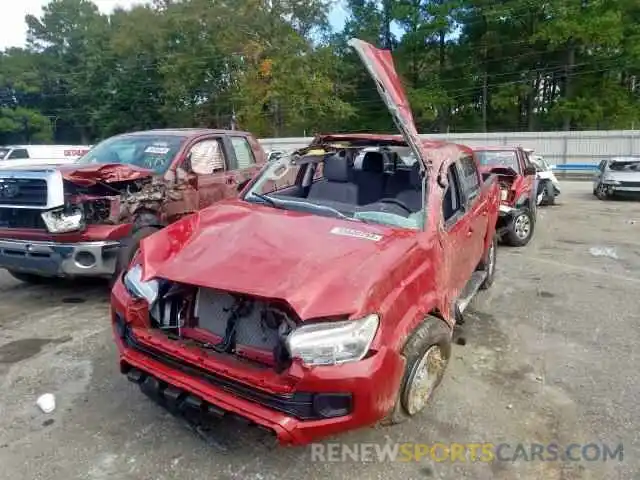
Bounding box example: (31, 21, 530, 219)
(354, 151, 386, 205)
(306, 152, 358, 204)
(395, 163, 423, 212)
(384, 168, 412, 197)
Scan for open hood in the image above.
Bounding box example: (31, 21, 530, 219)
(58, 163, 154, 186)
(139, 200, 421, 320)
(348, 38, 428, 172)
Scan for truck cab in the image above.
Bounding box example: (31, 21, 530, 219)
(0, 129, 266, 284)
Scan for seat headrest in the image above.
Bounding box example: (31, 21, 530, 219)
(362, 151, 385, 173)
(323, 152, 351, 182)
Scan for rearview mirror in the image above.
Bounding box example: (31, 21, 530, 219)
(524, 165, 536, 176)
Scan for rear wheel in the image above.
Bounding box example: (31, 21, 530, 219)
(110, 226, 160, 287)
(544, 181, 556, 205)
(477, 235, 497, 290)
(382, 316, 452, 425)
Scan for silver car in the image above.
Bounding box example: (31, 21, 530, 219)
(593, 157, 640, 200)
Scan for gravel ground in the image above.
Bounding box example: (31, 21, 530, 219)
(0, 181, 637, 480)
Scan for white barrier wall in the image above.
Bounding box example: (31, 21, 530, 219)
(259, 130, 640, 166)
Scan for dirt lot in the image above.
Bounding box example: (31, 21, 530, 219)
(0, 181, 637, 480)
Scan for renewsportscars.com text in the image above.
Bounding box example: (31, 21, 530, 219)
(310, 442, 624, 463)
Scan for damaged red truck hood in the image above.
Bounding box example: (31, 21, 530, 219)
(58, 163, 154, 186)
(138, 200, 422, 320)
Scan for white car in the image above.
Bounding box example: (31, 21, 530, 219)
(593, 157, 640, 200)
(523, 149, 561, 205)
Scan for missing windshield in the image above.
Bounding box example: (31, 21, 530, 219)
(243, 145, 425, 230)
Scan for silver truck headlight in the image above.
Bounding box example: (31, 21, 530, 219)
(123, 264, 159, 305)
(285, 314, 379, 366)
(41, 206, 84, 233)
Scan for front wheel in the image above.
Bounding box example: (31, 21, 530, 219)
(110, 226, 160, 287)
(595, 182, 609, 200)
(543, 181, 556, 205)
(504, 209, 535, 247)
(381, 316, 452, 425)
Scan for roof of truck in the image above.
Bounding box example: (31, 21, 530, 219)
(117, 128, 254, 137)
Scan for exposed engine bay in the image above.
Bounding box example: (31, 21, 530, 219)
(65, 176, 170, 225)
(148, 284, 298, 372)
(483, 166, 517, 203)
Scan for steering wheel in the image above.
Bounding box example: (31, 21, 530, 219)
(378, 198, 413, 214)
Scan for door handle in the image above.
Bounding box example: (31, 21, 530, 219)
(466, 228, 473, 237)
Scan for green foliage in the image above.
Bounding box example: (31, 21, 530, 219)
(1, 0, 639, 143)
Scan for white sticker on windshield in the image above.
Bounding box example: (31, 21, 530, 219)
(145, 146, 170, 155)
(330, 226, 382, 241)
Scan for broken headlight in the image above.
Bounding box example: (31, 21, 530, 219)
(41, 205, 84, 233)
(285, 314, 379, 366)
(123, 264, 159, 305)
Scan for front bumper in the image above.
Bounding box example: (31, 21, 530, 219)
(0, 238, 120, 277)
(111, 282, 404, 445)
(603, 184, 640, 194)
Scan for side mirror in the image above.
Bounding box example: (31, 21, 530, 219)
(524, 165, 537, 176)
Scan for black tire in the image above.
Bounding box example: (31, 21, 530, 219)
(504, 208, 535, 247)
(6, 270, 57, 285)
(382, 316, 452, 425)
(110, 226, 160, 287)
(477, 235, 497, 290)
(595, 182, 610, 200)
(544, 181, 556, 205)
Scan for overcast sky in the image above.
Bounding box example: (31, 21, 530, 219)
(0, 0, 349, 51)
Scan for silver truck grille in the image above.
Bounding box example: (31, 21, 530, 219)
(0, 170, 64, 210)
(0, 178, 47, 206)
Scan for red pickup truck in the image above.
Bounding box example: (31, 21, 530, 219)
(110, 39, 501, 445)
(472, 145, 538, 247)
(0, 129, 266, 284)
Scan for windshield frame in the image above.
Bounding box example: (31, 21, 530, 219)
(74, 134, 187, 174)
(242, 148, 428, 232)
(475, 149, 521, 173)
(0, 148, 11, 160)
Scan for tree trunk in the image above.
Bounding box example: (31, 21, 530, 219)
(562, 43, 575, 131)
(527, 73, 541, 131)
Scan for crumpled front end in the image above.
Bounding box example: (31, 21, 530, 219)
(0, 165, 164, 278)
(110, 272, 404, 445)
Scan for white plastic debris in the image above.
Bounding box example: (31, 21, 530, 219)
(36, 393, 56, 414)
(589, 246, 619, 259)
